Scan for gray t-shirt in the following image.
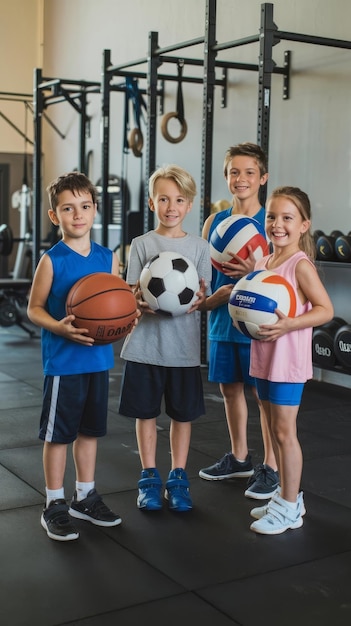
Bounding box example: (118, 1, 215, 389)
(120, 230, 212, 367)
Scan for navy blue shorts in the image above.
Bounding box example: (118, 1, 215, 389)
(119, 361, 205, 422)
(209, 340, 255, 386)
(255, 378, 305, 406)
(39, 371, 109, 443)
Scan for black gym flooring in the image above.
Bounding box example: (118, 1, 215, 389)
(1, 319, 351, 626)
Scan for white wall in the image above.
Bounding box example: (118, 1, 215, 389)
(7, 0, 351, 237)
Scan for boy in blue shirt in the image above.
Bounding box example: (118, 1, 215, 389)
(28, 172, 122, 540)
(199, 143, 279, 500)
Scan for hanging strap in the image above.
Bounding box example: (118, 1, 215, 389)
(124, 77, 147, 157)
(176, 61, 185, 123)
(160, 60, 188, 144)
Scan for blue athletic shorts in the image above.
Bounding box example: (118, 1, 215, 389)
(255, 378, 304, 406)
(39, 371, 109, 443)
(208, 340, 255, 386)
(119, 361, 205, 422)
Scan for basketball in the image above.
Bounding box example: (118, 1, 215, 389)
(66, 273, 137, 344)
(228, 269, 297, 339)
(139, 251, 199, 316)
(209, 214, 269, 273)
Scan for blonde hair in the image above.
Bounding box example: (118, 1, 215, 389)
(268, 186, 316, 260)
(149, 164, 197, 201)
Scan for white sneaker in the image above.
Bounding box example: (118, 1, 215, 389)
(250, 493, 304, 535)
(250, 489, 306, 520)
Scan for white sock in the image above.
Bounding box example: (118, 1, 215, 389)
(75, 481, 95, 501)
(280, 495, 298, 509)
(46, 487, 65, 508)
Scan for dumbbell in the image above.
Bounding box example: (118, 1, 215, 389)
(334, 323, 351, 369)
(313, 229, 324, 244)
(334, 234, 351, 261)
(315, 233, 337, 261)
(0, 224, 31, 256)
(312, 317, 347, 368)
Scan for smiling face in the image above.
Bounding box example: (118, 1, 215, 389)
(49, 189, 97, 241)
(149, 177, 192, 236)
(225, 155, 268, 202)
(265, 195, 310, 252)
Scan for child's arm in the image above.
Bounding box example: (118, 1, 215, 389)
(111, 251, 120, 276)
(27, 254, 95, 345)
(220, 245, 257, 278)
(198, 283, 233, 311)
(257, 259, 334, 341)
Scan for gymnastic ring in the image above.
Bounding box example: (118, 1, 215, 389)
(160, 112, 188, 144)
(128, 127, 143, 157)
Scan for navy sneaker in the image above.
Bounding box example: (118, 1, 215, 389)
(165, 468, 193, 512)
(137, 468, 163, 511)
(41, 499, 79, 541)
(69, 489, 121, 527)
(244, 464, 279, 500)
(199, 452, 254, 480)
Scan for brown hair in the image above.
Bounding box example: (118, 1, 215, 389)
(268, 186, 316, 260)
(47, 172, 97, 211)
(223, 142, 268, 178)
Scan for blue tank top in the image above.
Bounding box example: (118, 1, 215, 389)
(42, 240, 114, 375)
(208, 206, 265, 343)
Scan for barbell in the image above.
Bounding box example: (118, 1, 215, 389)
(0, 224, 31, 256)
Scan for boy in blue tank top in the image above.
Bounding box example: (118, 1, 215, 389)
(27, 172, 123, 541)
(199, 143, 279, 500)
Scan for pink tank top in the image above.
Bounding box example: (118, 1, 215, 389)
(250, 251, 314, 383)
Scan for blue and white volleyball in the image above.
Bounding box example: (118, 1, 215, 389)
(210, 214, 269, 273)
(228, 269, 297, 339)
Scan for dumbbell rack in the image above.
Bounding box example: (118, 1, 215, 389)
(314, 260, 351, 389)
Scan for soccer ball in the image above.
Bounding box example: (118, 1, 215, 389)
(139, 251, 200, 316)
(228, 269, 297, 339)
(209, 214, 269, 273)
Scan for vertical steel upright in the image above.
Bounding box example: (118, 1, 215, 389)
(200, 0, 217, 228)
(32, 68, 43, 275)
(144, 32, 160, 233)
(257, 2, 278, 205)
(79, 90, 88, 175)
(100, 49, 111, 247)
(200, 0, 217, 363)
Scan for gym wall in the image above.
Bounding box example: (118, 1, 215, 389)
(39, 0, 351, 239)
(1, 0, 351, 239)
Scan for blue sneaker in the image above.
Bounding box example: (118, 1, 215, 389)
(137, 468, 162, 511)
(165, 468, 193, 512)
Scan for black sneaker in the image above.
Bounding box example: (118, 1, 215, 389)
(41, 499, 79, 541)
(69, 489, 122, 527)
(244, 464, 279, 500)
(199, 452, 254, 480)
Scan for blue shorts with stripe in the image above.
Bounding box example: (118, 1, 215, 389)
(39, 371, 109, 443)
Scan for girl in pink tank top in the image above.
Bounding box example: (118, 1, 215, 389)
(248, 186, 333, 535)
